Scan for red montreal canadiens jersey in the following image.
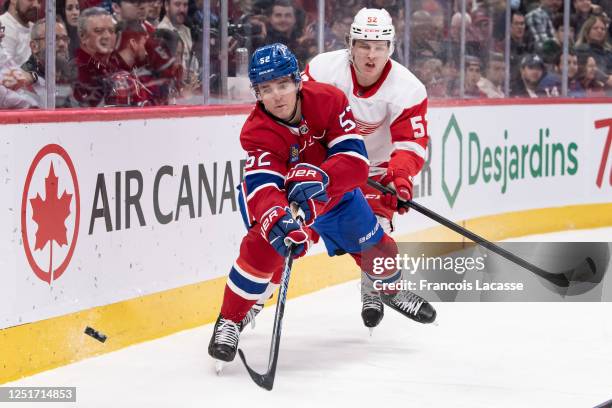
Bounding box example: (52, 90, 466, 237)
(303, 50, 429, 178)
(238, 81, 370, 226)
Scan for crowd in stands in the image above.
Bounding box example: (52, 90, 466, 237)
(406, 0, 612, 98)
(0, 0, 611, 108)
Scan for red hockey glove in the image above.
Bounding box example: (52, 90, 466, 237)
(380, 171, 412, 215)
(382, 149, 419, 214)
(380, 191, 401, 214)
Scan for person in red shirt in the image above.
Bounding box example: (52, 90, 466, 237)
(72, 7, 120, 106)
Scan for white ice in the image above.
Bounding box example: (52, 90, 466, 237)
(6, 227, 612, 408)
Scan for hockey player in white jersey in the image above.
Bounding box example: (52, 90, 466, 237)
(303, 7, 432, 329)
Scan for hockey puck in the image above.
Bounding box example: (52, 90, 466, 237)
(84, 326, 107, 343)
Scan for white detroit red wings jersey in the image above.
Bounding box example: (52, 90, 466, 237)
(303, 49, 429, 177)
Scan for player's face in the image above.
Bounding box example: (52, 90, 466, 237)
(351, 39, 390, 83)
(257, 76, 299, 120)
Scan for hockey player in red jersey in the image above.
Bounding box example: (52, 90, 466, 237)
(208, 43, 435, 364)
(303, 8, 432, 328)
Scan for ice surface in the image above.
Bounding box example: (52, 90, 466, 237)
(6, 228, 612, 408)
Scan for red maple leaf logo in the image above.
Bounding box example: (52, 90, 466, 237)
(29, 162, 72, 279)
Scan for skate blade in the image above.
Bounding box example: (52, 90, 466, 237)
(215, 360, 225, 375)
(368, 327, 374, 337)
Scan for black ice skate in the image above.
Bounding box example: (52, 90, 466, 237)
(381, 291, 436, 324)
(208, 314, 241, 363)
(361, 292, 384, 328)
(240, 303, 263, 332)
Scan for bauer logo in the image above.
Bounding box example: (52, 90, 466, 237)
(21, 144, 81, 284)
(441, 114, 579, 208)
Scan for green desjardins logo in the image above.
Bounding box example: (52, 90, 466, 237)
(441, 114, 579, 208)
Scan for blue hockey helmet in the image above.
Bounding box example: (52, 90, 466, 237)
(248, 43, 301, 88)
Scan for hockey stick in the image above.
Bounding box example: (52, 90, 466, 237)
(367, 178, 598, 288)
(238, 243, 295, 391)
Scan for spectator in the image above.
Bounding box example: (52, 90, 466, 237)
(115, 20, 149, 70)
(73, 7, 120, 106)
(463, 55, 488, 98)
(146, 0, 162, 26)
(0, 18, 18, 69)
(575, 15, 612, 73)
(525, 0, 561, 54)
(263, 0, 302, 52)
(0, 0, 41, 66)
(573, 0, 604, 34)
(575, 53, 607, 95)
(144, 27, 182, 104)
(294, 36, 317, 65)
(158, 0, 198, 79)
(508, 11, 534, 78)
(552, 14, 577, 51)
(326, 12, 352, 51)
(478, 52, 506, 98)
(56, 0, 80, 58)
(410, 10, 444, 65)
(112, 0, 147, 24)
(448, 11, 481, 67)
(414, 57, 447, 98)
(20, 18, 75, 105)
(537, 50, 586, 96)
(470, 8, 492, 60)
(0, 82, 35, 107)
(511, 53, 546, 97)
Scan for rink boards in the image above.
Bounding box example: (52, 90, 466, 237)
(0, 100, 611, 383)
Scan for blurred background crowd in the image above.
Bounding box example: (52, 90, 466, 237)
(0, 0, 611, 108)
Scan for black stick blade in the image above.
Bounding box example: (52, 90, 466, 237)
(563, 257, 600, 284)
(238, 349, 274, 391)
(543, 272, 570, 287)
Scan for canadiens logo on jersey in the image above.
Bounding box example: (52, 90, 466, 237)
(355, 117, 385, 136)
(289, 144, 300, 163)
